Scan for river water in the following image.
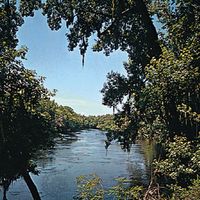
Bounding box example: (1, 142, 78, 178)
(0, 129, 152, 200)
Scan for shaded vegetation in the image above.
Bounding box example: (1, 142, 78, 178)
(0, 0, 200, 199)
(75, 174, 200, 200)
(75, 174, 144, 200)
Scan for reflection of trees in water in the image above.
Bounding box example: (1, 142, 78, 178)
(0, 110, 55, 200)
(34, 133, 79, 168)
(105, 133, 155, 187)
(139, 141, 156, 168)
(126, 145, 153, 187)
(0, 57, 54, 200)
(0, 147, 41, 200)
(105, 130, 155, 186)
(127, 163, 141, 183)
(138, 140, 156, 184)
(0, 132, 79, 200)
(1, 179, 11, 200)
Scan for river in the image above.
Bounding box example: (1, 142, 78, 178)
(0, 129, 152, 200)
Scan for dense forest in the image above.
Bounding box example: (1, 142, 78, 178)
(0, 0, 200, 199)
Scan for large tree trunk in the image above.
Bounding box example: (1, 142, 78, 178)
(22, 170, 41, 200)
(3, 186, 8, 200)
(2, 180, 11, 200)
(0, 119, 5, 144)
(135, 0, 162, 59)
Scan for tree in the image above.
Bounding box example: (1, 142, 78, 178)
(100, 0, 200, 142)
(101, 71, 128, 110)
(1, 0, 162, 129)
(1, 0, 200, 196)
(0, 45, 57, 199)
(0, 1, 23, 52)
(0, 4, 57, 198)
(0, 48, 90, 199)
(6, 0, 198, 148)
(3, 0, 159, 65)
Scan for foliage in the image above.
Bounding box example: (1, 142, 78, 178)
(96, 114, 119, 132)
(99, 0, 200, 196)
(98, 0, 200, 141)
(140, 46, 200, 141)
(75, 174, 143, 200)
(54, 104, 88, 133)
(75, 174, 200, 200)
(42, 0, 161, 64)
(1, 0, 199, 198)
(101, 71, 128, 109)
(154, 136, 200, 186)
(83, 114, 119, 133)
(108, 177, 143, 200)
(0, 47, 55, 182)
(0, 1, 24, 51)
(75, 174, 104, 200)
(169, 178, 200, 200)
(1, 0, 160, 64)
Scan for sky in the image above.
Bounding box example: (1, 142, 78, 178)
(17, 11, 128, 116)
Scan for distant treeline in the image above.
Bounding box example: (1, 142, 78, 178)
(37, 100, 118, 134)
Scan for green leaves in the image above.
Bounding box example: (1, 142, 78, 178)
(76, 174, 104, 200)
(143, 46, 200, 139)
(19, 0, 42, 17)
(154, 135, 200, 186)
(0, 45, 56, 186)
(75, 174, 143, 200)
(101, 71, 128, 108)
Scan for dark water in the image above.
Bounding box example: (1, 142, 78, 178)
(0, 129, 152, 200)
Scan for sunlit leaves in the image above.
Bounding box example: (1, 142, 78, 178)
(143, 46, 200, 139)
(76, 174, 104, 200)
(0, 2, 24, 51)
(75, 174, 144, 200)
(20, 0, 41, 17)
(154, 136, 200, 185)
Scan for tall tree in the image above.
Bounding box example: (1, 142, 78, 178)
(0, 2, 54, 199)
(1, 0, 199, 194)
(2, 0, 198, 142)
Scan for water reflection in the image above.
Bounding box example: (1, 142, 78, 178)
(0, 129, 152, 200)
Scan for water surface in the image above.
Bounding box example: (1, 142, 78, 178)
(0, 129, 151, 200)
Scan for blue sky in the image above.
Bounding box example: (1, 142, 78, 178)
(17, 11, 128, 116)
